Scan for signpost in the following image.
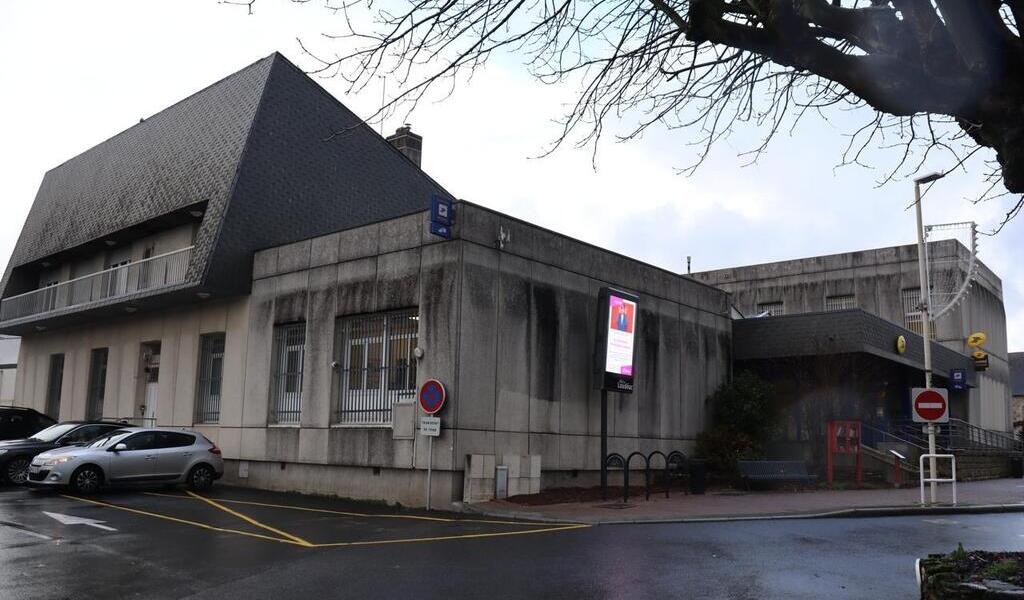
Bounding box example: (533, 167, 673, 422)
(429, 194, 453, 240)
(594, 287, 639, 496)
(418, 379, 447, 509)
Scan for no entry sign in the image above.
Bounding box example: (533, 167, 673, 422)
(418, 379, 447, 415)
(912, 387, 949, 423)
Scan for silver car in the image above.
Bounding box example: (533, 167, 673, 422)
(28, 427, 224, 494)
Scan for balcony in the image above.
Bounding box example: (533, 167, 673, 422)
(0, 246, 194, 322)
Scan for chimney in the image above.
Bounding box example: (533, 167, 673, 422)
(386, 124, 423, 167)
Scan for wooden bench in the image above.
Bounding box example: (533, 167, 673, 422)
(737, 460, 817, 488)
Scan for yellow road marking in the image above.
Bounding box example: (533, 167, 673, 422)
(185, 491, 313, 547)
(59, 495, 303, 546)
(66, 493, 591, 548)
(143, 491, 576, 527)
(312, 523, 591, 548)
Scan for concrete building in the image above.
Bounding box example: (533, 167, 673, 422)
(0, 336, 18, 402)
(696, 244, 1012, 432)
(0, 53, 731, 506)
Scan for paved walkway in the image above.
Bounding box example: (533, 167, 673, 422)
(469, 478, 1024, 523)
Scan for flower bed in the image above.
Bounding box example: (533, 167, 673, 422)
(919, 545, 1024, 599)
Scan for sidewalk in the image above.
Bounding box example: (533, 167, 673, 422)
(466, 478, 1024, 524)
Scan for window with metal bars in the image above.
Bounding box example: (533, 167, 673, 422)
(270, 323, 305, 424)
(901, 287, 924, 335)
(85, 348, 108, 421)
(824, 294, 856, 312)
(335, 310, 418, 425)
(195, 333, 225, 424)
(756, 301, 784, 316)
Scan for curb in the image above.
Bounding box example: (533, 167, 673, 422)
(462, 502, 1024, 525)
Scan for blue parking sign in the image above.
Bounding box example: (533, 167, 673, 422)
(950, 368, 967, 391)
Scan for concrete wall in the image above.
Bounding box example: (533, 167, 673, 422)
(695, 241, 1012, 431)
(12, 297, 249, 427)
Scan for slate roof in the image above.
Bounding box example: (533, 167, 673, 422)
(1, 53, 452, 334)
(733, 308, 976, 385)
(1011, 352, 1024, 396)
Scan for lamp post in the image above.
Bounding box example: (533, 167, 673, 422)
(914, 171, 945, 503)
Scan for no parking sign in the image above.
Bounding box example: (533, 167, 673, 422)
(418, 379, 446, 415)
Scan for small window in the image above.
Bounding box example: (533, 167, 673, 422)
(824, 295, 856, 312)
(756, 301, 784, 317)
(86, 349, 109, 421)
(155, 431, 195, 448)
(270, 323, 305, 424)
(195, 333, 226, 424)
(45, 354, 65, 420)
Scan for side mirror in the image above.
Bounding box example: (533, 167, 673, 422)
(110, 443, 128, 452)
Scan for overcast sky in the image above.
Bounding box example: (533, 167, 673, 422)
(1, 1, 1020, 352)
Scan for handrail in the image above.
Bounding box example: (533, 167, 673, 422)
(0, 246, 194, 321)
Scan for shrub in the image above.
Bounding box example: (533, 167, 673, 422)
(695, 371, 779, 477)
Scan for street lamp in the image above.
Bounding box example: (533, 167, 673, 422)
(913, 171, 945, 504)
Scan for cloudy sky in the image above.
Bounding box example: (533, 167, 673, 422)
(0, 1, 1020, 352)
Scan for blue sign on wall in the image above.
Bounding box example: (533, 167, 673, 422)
(430, 194, 453, 226)
(430, 221, 451, 239)
(950, 368, 967, 391)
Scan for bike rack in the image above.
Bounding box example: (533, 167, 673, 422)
(602, 450, 689, 502)
(919, 453, 957, 505)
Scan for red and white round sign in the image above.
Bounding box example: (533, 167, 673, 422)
(912, 388, 949, 423)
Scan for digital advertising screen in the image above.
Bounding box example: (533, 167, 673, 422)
(595, 287, 639, 393)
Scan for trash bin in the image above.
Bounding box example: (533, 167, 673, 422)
(688, 459, 707, 495)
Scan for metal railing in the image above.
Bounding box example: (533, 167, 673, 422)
(888, 418, 1022, 454)
(0, 246, 194, 321)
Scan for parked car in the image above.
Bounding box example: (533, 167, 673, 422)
(28, 427, 223, 494)
(0, 421, 126, 484)
(0, 406, 56, 442)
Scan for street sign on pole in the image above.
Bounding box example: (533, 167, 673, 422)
(420, 416, 441, 437)
(418, 379, 447, 415)
(912, 387, 949, 423)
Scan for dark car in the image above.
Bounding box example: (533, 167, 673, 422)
(0, 406, 55, 442)
(0, 421, 124, 484)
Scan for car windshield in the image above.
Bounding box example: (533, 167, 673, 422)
(87, 430, 133, 449)
(28, 423, 79, 442)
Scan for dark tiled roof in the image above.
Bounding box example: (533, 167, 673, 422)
(734, 308, 975, 385)
(1, 53, 452, 333)
(1011, 352, 1024, 396)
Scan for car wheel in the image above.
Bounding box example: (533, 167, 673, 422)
(5, 457, 31, 485)
(187, 464, 215, 492)
(69, 466, 103, 495)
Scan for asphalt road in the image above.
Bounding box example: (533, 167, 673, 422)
(1, 485, 1022, 600)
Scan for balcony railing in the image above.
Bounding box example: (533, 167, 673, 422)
(0, 246, 194, 322)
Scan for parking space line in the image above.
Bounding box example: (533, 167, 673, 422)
(59, 495, 304, 546)
(143, 491, 577, 527)
(185, 491, 314, 547)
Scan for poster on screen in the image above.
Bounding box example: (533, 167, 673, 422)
(595, 287, 639, 393)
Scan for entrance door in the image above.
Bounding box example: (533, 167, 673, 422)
(138, 342, 161, 426)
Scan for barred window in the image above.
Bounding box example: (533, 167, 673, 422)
(901, 287, 923, 335)
(195, 333, 225, 424)
(270, 323, 305, 424)
(335, 311, 418, 425)
(901, 287, 935, 339)
(86, 348, 108, 421)
(756, 301, 785, 316)
(824, 295, 856, 312)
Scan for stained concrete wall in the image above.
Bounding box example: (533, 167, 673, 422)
(695, 241, 1012, 431)
(12, 297, 249, 428)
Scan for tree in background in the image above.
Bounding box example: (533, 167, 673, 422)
(695, 370, 780, 476)
(232, 0, 1023, 230)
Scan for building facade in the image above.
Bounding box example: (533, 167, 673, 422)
(695, 244, 1012, 431)
(1012, 352, 1023, 433)
(1, 54, 731, 506)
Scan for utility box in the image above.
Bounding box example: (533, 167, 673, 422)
(495, 465, 509, 499)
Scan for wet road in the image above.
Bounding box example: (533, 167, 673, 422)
(1, 485, 1022, 599)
